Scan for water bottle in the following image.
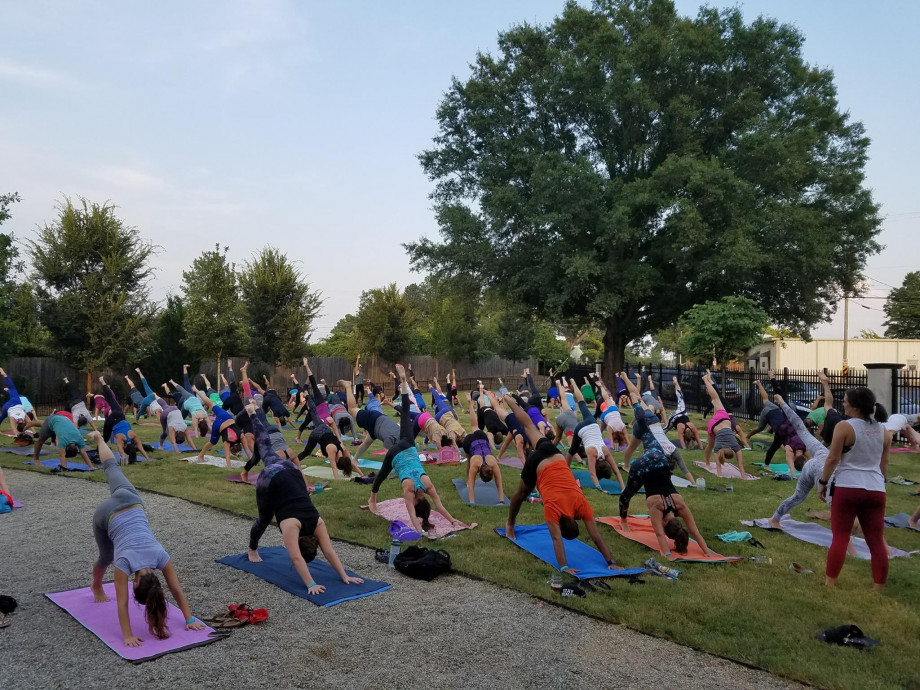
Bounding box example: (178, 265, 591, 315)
(750, 555, 773, 566)
(549, 572, 563, 594)
(387, 538, 401, 567)
(725, 483, 733, 493)
(696, 477, 706, 490)
(644, 557, 680, 579)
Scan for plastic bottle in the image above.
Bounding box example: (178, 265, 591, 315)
(644, 557, 680, 579)
(549, 572, 563, 594)
(387, 538, 401, 567)
(696, 477, 706, 490)
(751, 554, 773, 566)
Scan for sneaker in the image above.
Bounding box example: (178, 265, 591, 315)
(50, 465, 67, 474)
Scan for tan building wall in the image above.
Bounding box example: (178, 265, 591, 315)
(745, 339, 920, 372)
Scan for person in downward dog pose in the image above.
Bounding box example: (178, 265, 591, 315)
(99, 378, 151, 465)
(592, 376, 630, 451)
(246, 403, 364, 594)
(297, 393, 362, 480)
(157, 400, 197, 456)
(565, 379, 625, 491)
(89, 434, 205, 646)
(33, 410, 96, 472)
(0, 367, 30, 434)
(883, 411, 920, 452)
(462, 392, 505, 505)
(663, 377, 702, 449)
(618, 374, 694, 484)
(701, 371, 746, 477)
(125, 369, 163, 421)
(618, 441, 713, 559)
(429, 375, 467, 447)
(193, 389, 248, 468)
(551, 379, 580, 451)
(767, 393, 859, 559)
(503, 394, 625, 574)
(62, 377, 98, 431)
(367, 365, 463, 534)
(162, 374, 210, 438)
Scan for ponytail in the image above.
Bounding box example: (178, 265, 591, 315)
(874, 403, 888, 424)
(844, 387, 878, 421)
(134, 572, 169, 640)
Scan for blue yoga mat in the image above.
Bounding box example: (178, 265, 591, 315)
(571, 470, 635, 496)
(494, 525, 644, 580)
(325, 458, 383, 470)
(24, 459, 94, 471)
(217, 546, 390, 606)
(151, 442, 194, 452)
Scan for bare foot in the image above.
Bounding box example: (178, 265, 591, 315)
(768, 518, 781, 530)
(247, 550, 263, 563)
(91, 585, 109, 603)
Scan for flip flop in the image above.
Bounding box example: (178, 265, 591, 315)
(0, 613, 10, 629)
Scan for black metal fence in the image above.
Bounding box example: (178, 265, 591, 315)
(616, 363, 867, 422)
(895, 368, 920, 416)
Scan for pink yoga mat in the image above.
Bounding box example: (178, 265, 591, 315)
(371, 450, 387, 456)
(46, 582, 219, 662)
(694, 460, 758, 481)
(362, 498, 477, 539)
(891, 447, 919, 453)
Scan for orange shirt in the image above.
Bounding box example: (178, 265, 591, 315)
(537, 460, 594, 524)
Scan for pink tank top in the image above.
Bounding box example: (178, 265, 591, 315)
(707, 409, 730, 436)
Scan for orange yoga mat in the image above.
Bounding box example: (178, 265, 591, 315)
(598, 516, 742, 563)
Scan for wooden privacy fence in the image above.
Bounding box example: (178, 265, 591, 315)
(2, 355, 540, 413)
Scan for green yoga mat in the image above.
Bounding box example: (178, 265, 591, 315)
(752, 462, 799, 476)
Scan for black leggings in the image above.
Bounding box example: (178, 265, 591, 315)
(101, 385, 126, 442)
(371, 392, 414, 494)
(65, 380, 83, 409)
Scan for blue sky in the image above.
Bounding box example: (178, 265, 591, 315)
(2, 0, 917, 342)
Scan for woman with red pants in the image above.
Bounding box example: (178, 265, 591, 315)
(819, 387, 890, 591)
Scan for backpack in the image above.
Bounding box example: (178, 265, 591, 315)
(393, 546, 452, 581)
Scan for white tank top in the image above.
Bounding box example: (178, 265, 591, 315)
(883, 413, 917, 433)
(835, 418, 885, 492)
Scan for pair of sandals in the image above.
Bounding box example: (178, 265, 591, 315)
(205, 603, 269, 630)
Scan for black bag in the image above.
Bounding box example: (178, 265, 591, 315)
(393, 546, 452, 581)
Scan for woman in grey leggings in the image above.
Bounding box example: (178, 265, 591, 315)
(89, 433, 204, 647)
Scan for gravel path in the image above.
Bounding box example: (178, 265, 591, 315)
(0, 471, 800, 689)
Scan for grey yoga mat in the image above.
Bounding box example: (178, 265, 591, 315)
(452, 477, 510, 506)
(741, 517, 911, 559)
(884, 513, 920, 531)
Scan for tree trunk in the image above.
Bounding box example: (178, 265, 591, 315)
(602, 318, 627, 378)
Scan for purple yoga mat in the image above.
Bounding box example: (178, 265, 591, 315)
(46, 582, 219, 662)
(498, 457, 523, 469)
(224, 473, 259, 485)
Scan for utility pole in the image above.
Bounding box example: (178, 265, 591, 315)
(842, 294, 849, 376)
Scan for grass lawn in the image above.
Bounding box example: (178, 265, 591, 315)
(3, 408, 920, 689)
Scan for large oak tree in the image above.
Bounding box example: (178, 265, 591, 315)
(407, 0, 882, 373)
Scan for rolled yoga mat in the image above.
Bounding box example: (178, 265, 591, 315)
(45, 582, 219, 662)
(494, 524, 644, 580)
(217, 546, 390, 607)
(598, 516, 743, 562)
(741, 517, 911, 559)
(452, 477, 509, 506)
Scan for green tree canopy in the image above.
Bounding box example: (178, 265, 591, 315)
(407, 0, 881, 374)
(883, 272, 920, 339)
(182, 244, 247, 360)
(310, 314, 359, 358)
(354, 284, 415, 363)
(0, 192, 23, 360)
(138, 295, 194, 386)
(30, 198, 155, 371)
(239, 247, 323, 365)
(679, 297, 769, 375)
